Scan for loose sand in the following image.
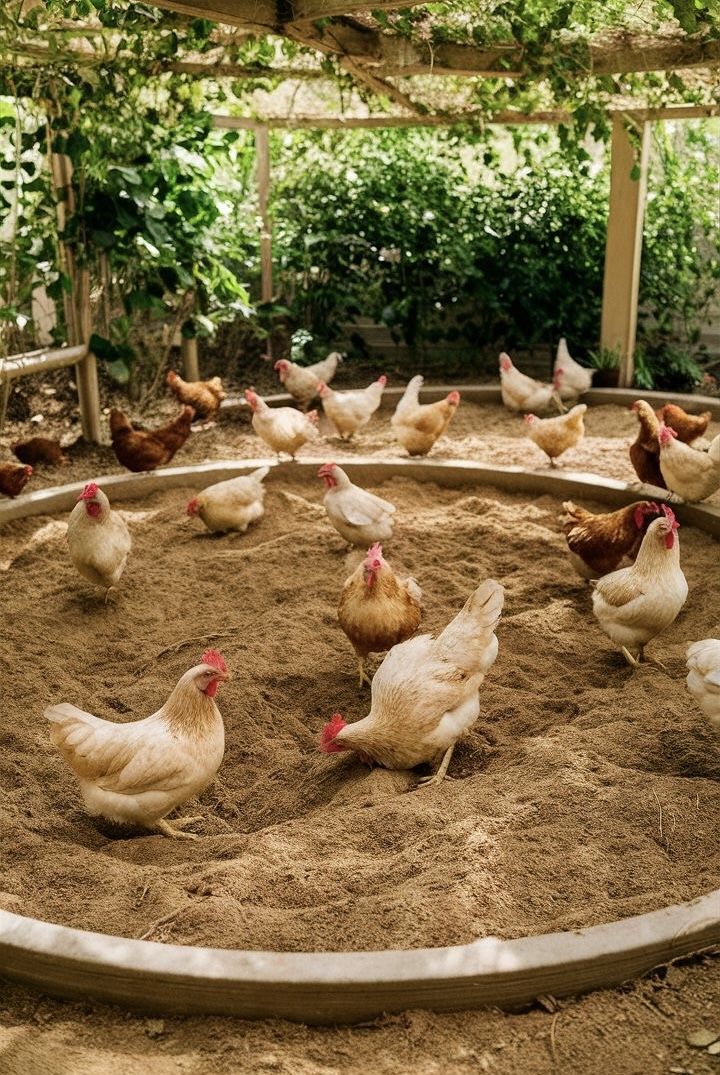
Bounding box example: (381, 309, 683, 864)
(1, 471, 719, 951)
(1, 394, 720, 1073)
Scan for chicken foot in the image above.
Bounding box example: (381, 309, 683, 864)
(416, 744, 455, 790)
(153, 816, 203, 840)
(357, 657, 372, 690)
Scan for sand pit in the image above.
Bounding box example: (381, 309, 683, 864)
(4, 397, 720, 505)
(1, 471, 719, 955)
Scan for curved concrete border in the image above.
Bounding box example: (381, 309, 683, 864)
(1, 455, 719, 1023)
(221, 383, 720, 418)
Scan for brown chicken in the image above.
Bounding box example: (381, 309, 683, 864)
(629, 400, 665, 488)
(562, 500, 662, 580)
(655, 403, 712, 446)
(338, 543, 422, 687)
(109, 406, 195, 472)
(12, 436, 68, 466)
(0, 462, 33, 498)
(166, 370, 225, 421)
(391, 376, 460, 456)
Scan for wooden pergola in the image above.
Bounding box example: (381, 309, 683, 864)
(3, 0, 720, 437)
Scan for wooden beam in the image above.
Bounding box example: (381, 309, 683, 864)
(212, 110, 569, 129)
(211, 102, 720, 131)
(601, 116, 651, 388)
(148, 0, 277, 30)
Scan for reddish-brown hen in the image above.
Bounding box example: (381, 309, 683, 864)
(0, 463, 33, 498)
(12, 436, 68, 466)
(629, 400, 665, 488)
(562, 499, 662, 580)
(109, 406, 194, 472)
(655, 403, 712, 446)
(166, 370, 225, 420)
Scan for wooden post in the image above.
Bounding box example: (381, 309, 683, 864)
(181, 336, 200, 381)
(255, 125, 273, 304)
(48, 126, 102, 442)
(600, 115, 651, 388)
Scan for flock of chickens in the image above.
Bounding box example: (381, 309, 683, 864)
(3, 340, 720, 840)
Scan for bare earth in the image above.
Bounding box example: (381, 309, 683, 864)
(1, 395, 720, 1074)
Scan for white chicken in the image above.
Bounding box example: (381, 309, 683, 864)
(554, 338, 594, 400)
(686, 639, 720, 728)
(321, 579, 504, 786)
(524, 404, 586, 465)
(45, 650, 228, 838)
(244, 389, 318, 459)
(658, 424, 720, 502)
(318, 463, 395, 547)
(318, 375, 386, 439)
(499, 352, 563, 414)
(186, 466, 270, 533)
(66, 482, 132, 600)
(274, 352, 343, 409)
(592, 507, 688, 666)
(391, 375, 461, 456)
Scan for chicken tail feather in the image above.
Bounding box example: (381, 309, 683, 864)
(434, 579, 504, 673)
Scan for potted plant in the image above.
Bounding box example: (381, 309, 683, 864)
(588, 345, 621, 388)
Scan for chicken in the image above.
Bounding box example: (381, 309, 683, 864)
(499, 352, 563, 414)
(166, 370, 225, 421)
(391, 375, 461, 456)
(592, 507, 688, 666)
(318, 375, 386, 439)
(187, 466, 270, 533)
(338, 543, 422, 687)
(0, 462, 32, 498)
(554, 338, 594, 400)
(318, 463, 395, 547)
(686, 639, 720, 729)
(12, 436, 68, 466)
(320, 579, 504, 786)
(109, 406, 194, 473)
(562, 500, 661, 580)
(45, 649, 228, 838)
(67, 482, 132, 599)
(244, 389, 318, 459)
(274, 352, 342, 409)
(655, 403, 712, 446)
(658, 424, 720, 502)
(629, 399, 666, 488)
(524, 403, 586, 465)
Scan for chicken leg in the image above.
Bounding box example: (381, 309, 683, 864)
(357, 656, 372, 689)
(153, 816, 202, 840)
(416, 744, 455, 790)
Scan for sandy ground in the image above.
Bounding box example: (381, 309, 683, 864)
(2, 391, 720, 1074)
(2, 391, 719, 505)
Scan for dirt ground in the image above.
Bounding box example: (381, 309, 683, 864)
(1, 383, 720, 1074)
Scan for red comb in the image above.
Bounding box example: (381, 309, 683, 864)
(320, 713, 347, 753)
(662, 504, 679, 528)
(447, 390, 460, 405)
(377, 375, 388, 386)
(202, 649, 228, 675)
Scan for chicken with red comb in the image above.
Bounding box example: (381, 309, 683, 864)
(273, 352, 342, 408)
(562, 499, 662, 580)
(66, 482, 131, 600)
(321, 579, 503, 787)
(338, 542, 422, 686)
(45, 651, 229, 837)
(658, 422, 720, 502)
(592, 509, 688, 667)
